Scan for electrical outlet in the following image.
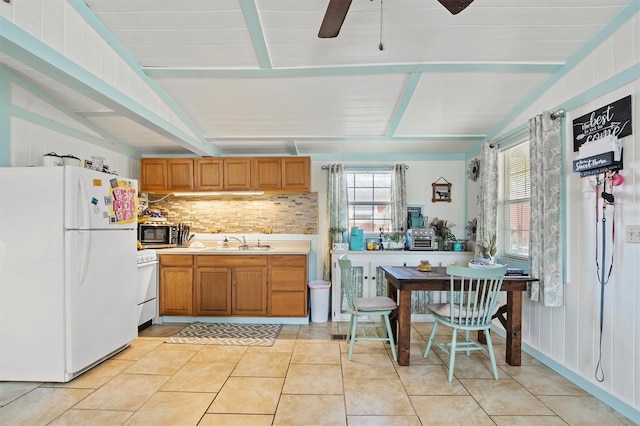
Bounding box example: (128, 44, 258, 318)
(626, 225, 640, 243)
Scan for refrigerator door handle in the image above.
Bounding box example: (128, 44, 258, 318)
(78, 178, 90, 229)
(78, 231, 90, 286)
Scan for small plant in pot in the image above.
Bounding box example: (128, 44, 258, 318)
(477, 233, 497, 264)
(430, 217, 456, 250)
(329, 225, 347, 243)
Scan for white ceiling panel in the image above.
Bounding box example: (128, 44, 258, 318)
(396, 72, 551, 136)
(260, 0, 627, 67)
(84, 0, 257, 68)
(155, 73, 409, 137)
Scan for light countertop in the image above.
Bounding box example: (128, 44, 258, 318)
(156, 239, 311, 255)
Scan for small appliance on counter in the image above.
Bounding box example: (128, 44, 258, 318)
(349, 227, 364, 251)
(406, 227, 437, 251)
(138, 223, 177, 248)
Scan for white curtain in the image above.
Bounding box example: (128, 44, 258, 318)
(324, 164, 349, 280)
(478, 143, 499, 247)
(390, 164, 407, 231)
(529, 112, 563, 307)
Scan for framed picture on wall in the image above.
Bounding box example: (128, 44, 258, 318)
(432, 181, 452, 202)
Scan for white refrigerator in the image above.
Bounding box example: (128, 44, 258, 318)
(0, 166, 138, 382)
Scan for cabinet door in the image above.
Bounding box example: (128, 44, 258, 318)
(159, 266, 193, 316)
(167, 159, 194, 191)
(140, 159, 167, 192)
(282, 157, 310, 191)
(224, 158, 252, 190)
(195, 159, 223, 190)
(232, 267, 267, 316)
(195, 266, 231, 316)
(253, 157, 281, 190)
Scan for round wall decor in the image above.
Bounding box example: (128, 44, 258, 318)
(467, 158, 480, 182)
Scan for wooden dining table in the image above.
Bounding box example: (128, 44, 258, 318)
(380, 265, 537, 366)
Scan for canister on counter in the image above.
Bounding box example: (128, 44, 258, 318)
(418, 260, 432, 272)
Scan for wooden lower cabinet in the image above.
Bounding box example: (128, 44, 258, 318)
(269, 255, 308, 317)
(232, 267, 268, 316)
(159, 254, 307, 318)
(159, 255, 194, 316)
(195, 266, 231, 316)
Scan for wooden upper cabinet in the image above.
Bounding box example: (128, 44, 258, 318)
(195, 158, 224, 191)
(140, 159, 167, 192)
(224, 158, 252, 190)
(282, 157, 310, 191)
(253, 158, 282, 190)
(167, 159, 194, 191)
(141, 156, 308, 193)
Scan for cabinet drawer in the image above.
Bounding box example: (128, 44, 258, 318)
(197, 255, 267, 267)
(270, 255, 307, 267)
(160, 255, 193, 267)
(270, 293, 307, 317)
(271, 267, 307, 291)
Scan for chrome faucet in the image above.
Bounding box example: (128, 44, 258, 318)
(228, 236, 246, 244)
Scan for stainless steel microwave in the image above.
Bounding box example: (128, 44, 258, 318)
(138, 224, 177, 247)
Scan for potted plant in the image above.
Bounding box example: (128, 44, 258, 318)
(478, 233, 497, 264)
(387, 232, 406, 250)
(430, 217, 456, 250)
(329, 225, 347, 243)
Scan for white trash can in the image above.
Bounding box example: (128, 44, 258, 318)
(309, 280, 331, 323)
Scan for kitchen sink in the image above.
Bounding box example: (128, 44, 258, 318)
(238, 244, 271, 251)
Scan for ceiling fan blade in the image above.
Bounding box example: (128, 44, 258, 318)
(437, 0, 474, 15)
(318, 0, 353, 38)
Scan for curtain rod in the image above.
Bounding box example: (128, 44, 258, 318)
(490, 108, 566, 148)
(321, 164, 409, 170)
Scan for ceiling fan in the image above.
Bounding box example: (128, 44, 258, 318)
(318, 0, 475, 38)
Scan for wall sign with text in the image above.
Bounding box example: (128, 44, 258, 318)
(572, 95, 632, 152)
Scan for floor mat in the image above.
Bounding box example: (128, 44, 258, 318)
(164, 323, 282, 347)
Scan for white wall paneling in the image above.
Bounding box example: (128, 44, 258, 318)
(482, 11, 640, 418)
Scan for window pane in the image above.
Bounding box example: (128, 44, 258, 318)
(353, 187, 372, 202)
(501, 141, 531, 259)
(374, 187, 390, 201)
(347, 171, 392, 233)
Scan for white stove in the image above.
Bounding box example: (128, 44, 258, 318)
(136, 249, 158, 328)
(137, 249, 158, 265)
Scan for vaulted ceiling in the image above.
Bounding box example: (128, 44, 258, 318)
(1, 0, 634, 157)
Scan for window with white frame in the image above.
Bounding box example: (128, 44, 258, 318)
(500, 141, 530, 259)
(346, 170, 392, 233)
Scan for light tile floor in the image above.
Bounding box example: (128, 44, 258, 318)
(0, 322, 635, 426)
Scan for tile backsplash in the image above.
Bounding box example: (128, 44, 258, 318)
(147, 193, 318, 235)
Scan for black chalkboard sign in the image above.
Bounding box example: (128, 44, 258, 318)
(572, 95, 632, 152)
